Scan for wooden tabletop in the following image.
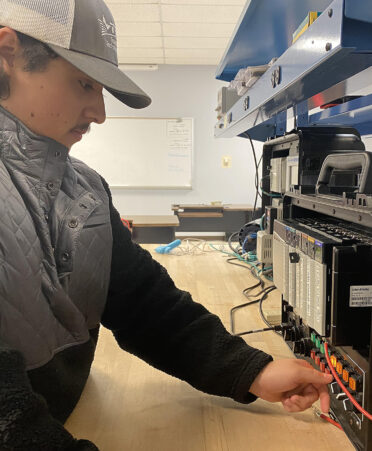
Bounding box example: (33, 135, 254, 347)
(172, 203, 254, 212)
(172, 204, 224, 210)
(223, 204, 254, 211)
(125, 215, 180, 227)
(65, 244, 352, 451)
(178, 212, 224, 218)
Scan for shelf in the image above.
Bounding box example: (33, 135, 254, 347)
(216, 0, 333, 82)
(288, 192, 372, 228)
(215, 0, 372, 141)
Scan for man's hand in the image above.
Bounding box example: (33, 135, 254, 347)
(249, 359, 333, 413)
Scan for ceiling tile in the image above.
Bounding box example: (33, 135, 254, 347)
(119, 36, 163, 47)
(164, 36, 229, 49)
(107, 0, 247, 66)
(165, 47, 224, 58)
(162, 22, 235, 37)
(165, 57, 220, 65)
(107, 0, 159, 4)
(161, 5, 243, 23)
(119, 57, 165, 64)
(116, 22, 162, 36)
(109, 4, 160, 22)
(118, 47, 164, 58)
(161, 0, 244, 5)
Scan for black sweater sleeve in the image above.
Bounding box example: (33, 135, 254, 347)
(100, 180, 273, 404)
(0, 340, 99, 451)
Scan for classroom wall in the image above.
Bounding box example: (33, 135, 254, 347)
(100, 65, 262, 215)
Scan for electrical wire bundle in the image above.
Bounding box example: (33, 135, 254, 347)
(230, 285, 278, 336)
(166, 238, 227, 256)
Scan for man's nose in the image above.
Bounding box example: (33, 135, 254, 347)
(84, 92, 106, 125)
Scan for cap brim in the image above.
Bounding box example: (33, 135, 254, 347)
(48, 44, 152, 109)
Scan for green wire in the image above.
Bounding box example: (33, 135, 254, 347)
(209, 244, 263, 276)
(261, 189, 282, 198)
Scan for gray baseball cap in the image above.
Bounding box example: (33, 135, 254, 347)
(0, 0, 151, 109)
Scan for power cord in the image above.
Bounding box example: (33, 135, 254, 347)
(258, 286, 278, 329)
(235, 324, 291, 337)
(228, 231, 241, 254)
(230, 286, 277, 335)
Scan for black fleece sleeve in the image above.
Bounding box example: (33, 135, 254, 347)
(101, 179, 273, 404)
(0, 341, 99, 451)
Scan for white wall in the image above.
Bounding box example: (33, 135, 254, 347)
(102, 65, 262, 215)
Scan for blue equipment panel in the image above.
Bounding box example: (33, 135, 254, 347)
(215, 0, 372, 141)
(216, 0, 333, 82)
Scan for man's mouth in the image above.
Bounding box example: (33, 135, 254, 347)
(70, 125, 90, 140)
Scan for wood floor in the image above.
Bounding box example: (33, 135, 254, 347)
(65, 243, 353, 451)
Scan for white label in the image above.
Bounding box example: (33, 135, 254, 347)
(350, 286, 372, 307)
(287, 156, 299, 165)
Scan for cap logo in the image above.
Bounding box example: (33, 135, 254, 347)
(98, 15, 117, 50)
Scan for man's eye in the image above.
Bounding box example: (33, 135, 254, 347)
(79, 80, 93, 91)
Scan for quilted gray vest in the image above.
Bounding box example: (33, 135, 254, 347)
(0, 106, 112, 370)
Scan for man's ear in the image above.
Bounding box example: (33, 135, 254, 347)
(0, 27, 20, 73)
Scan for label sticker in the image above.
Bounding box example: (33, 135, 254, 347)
(350, 286, 372, 307)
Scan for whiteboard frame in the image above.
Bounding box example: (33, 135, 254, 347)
(102, 116, 194, 190)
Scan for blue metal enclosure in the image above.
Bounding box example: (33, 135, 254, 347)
(215, 0, 372, 141)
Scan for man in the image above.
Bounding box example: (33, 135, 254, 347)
(0, 0, 333, 450)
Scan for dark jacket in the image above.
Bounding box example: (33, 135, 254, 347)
(0, 109, 273, 451)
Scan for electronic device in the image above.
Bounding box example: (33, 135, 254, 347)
(263, 136, 372, 450)
(274, 216, 372, 450)
(216, 87, 241, 120)
(265, 206, 278, 234)
(256, 230, 273, 264)
(261, 126, 365, 211)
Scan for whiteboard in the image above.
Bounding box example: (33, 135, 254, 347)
(70, 117, 193, 189)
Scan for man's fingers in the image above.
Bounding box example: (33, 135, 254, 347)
(282, 394, 315, 413)
(298, 367, 333, 386)
(282, 399, 301, 412)
(294, 359, 314, 370)
(317, 383, 331, 413)
(282, 383, 328, 413)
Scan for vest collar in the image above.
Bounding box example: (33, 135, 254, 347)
(0, 105, 69, 196)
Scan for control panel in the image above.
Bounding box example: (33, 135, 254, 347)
(275, 216, 372, 449)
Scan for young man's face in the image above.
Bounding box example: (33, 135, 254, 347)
(0, 28, 106, 149)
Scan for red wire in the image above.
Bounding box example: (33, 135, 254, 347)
(324, 342, 372, 420)
(319, 413, 343, 430)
